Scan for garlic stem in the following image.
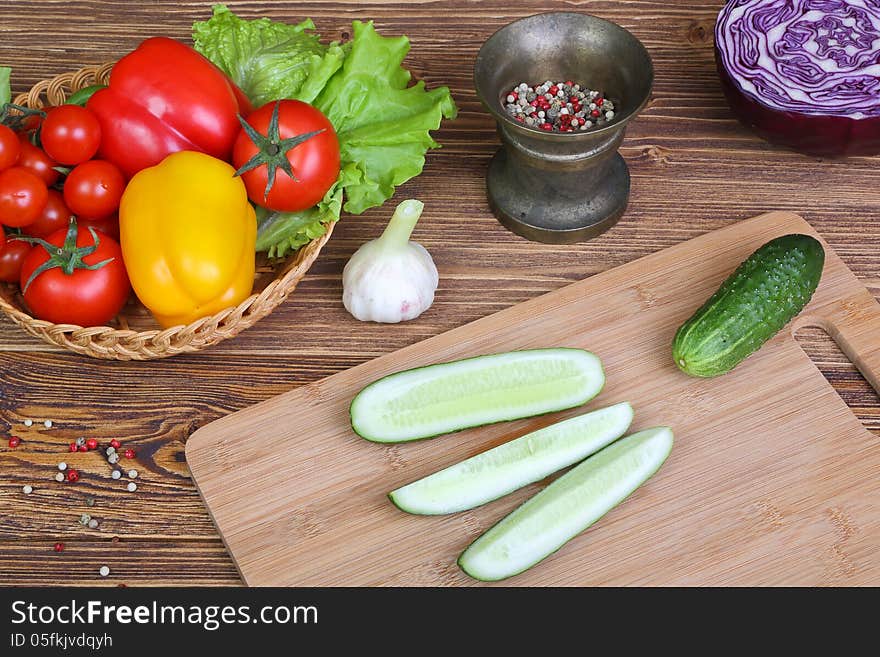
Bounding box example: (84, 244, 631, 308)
(379, 199, 425, 248)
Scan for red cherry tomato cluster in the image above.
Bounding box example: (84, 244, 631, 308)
(1, 36, 341, 330)
(0, 104, 129, 325)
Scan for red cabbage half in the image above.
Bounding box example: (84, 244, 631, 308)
(716, 0, 880, 156)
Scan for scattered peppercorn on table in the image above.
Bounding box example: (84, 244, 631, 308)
(1, 0, 880, 586)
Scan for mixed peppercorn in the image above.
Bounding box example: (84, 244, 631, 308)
(503, 80, 617, 133)
(5, 417, 141, 579)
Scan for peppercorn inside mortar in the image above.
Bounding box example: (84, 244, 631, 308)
(503, 80, 617, 132)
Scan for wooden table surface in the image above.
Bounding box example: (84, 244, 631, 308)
(1, 0, 878, 586)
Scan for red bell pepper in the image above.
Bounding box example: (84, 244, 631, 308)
(87, 37, 252, 177)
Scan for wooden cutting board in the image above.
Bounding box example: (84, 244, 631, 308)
(186, 211, 880, 586)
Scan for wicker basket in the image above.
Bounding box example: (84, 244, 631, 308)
(0, 64, 334, 360)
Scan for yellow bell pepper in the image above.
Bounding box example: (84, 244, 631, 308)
(119, 151, 256, 328)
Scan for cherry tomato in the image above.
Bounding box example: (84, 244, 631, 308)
(19, 113, 44, 135)
(0, 125, 21, 171)
(0, 167, 49, 227)
(63, 160, 125, 219)
(77, 213, 120, 241)
(17, 136, 60, 186)
(0, 236, 31, 283)
(19, 223, 130, 326)
(232, 100, 340, 212)
(23, 189, 71, 237)
(40, 105, 101, 165)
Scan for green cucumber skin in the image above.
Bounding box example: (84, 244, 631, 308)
(458, 427, 674, 582)
(355, 397, 604, 444)
(672, 234, 824, 378)
(388, 402, 634, 515)
(350, 348, 604, 443)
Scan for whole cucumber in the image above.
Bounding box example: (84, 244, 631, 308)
(673, 234, 824, 377)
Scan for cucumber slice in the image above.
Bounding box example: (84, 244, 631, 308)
(350, 348, 605, 443)
(389, 402, 634, 515)
(458, 426, 673, 582)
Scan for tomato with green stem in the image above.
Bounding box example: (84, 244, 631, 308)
(63, 160, 125, 219)
(0, 166, 48, 227)
(232, 100, 340, 212)
(0, 102, 46, 135)
(18, 219, 130, 326)
(40, 104, 101, 165)
(19, 114, 43, 135)
(0, 236, 30, 282)
(0, 125, 21, 171)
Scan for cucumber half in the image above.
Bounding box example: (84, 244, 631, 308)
(350, 348, 605, 443)
(389, 402, 634, 515)
(458, 426, 673, 582)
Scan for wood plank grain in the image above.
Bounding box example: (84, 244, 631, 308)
(186, 213, 880, 586)
(0, 541, 241, 586)
(1, 352, 365, 541)
(1, 0, 878, 585)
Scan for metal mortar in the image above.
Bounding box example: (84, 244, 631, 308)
(474, 12, 654, 243)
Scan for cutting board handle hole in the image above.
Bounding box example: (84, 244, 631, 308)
(793, 323, 880, 435)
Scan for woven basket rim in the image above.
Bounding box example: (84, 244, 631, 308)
(0, 62, 334, 360)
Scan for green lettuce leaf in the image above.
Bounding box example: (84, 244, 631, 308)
(193, 9, 457, 258)
(192, 4, 344, 107)
(314, 21, 457, 215)
(0, 67, 11, 107)
(255, 162, 361, 257)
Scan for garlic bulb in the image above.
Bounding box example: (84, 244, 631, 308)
(343, 199, 438, 323)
